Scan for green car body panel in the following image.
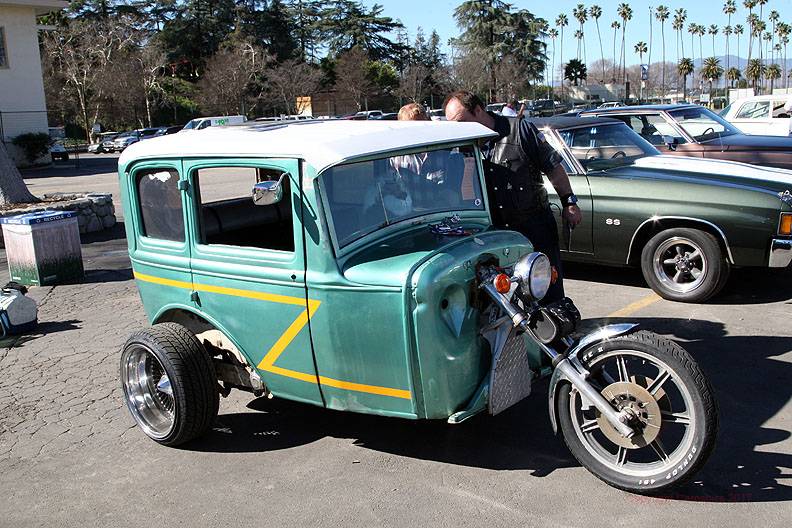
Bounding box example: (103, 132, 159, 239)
(118, 140, 540, 420)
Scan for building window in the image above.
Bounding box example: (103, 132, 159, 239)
(0, 27, 8, 68)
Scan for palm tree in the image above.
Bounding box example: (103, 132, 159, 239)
(767, 63, 781, 92)
(557, 14, 569, 98)
(610, 20, 620, 82)
(655, 6, 670, 100)
(709, 25, 719, 58)
(702, 57, 723, 105)
(673, 9, 687, 60)
(574, 29, 585, 66)
(745, 57, 764, 93)
(726, 66, 741, 87)
(617, 3, 633, 85)
(549, 28, 559, 97)
(573, 4, 588, 63)
(634, 41, 648, 63)
(697, 24, 707, 67)
(779, 22, 791, 89)
(769, 10, 779, 64)
(723, 1, 736, 75)
(745, 0, 757, 63)
(635, 40, 648, 102)
(734, 24, 744, 70)
(747, 13, 759, 64)
(589, 5, 605, 83)
(565, 58, 588, 86)
(678, 57, 694, 98)
(688, 23, 698, 69)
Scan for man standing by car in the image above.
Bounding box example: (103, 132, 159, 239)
(444, 90, 582, 302)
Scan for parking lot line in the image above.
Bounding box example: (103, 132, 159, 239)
(606, 292, 661, 318)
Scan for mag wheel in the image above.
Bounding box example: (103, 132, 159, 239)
(640, 228, 729, 303)
(120, 323, 219, 446)
(557, 331, 718, 494)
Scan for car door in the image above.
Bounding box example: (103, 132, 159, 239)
(126, 161, 195, 320)
(543, 130, 594, 255)
(184, 158, 324, 406)
(730, 100, 772, 135)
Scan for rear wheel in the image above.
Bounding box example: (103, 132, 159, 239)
(640, 228, 729, 303)
(120, 323, 219, 446)
(557, 330, 718, 494)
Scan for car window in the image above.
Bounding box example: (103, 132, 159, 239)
(772, 101, 791, 118)
(196, 120, 211, 130)
(668, 107, 740, 141)
(193, 166, 294, 252)
(136, 168, 184, 242)
(321, 146, 484, 248)
(559, 123, 658, 172)
(735, 101, 770, 119)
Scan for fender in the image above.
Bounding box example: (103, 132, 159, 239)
(547, 323, 639, 434)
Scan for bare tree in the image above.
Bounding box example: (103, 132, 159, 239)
(397, 63, 430, 103)
(196, 39, 270, 116)
(333, 47, 373, 111)
(0, 142, 38, 206)
(448, 47, 489, 96)
(136, 41, 167, 128)
(265, 59, 323, 115)
(42, 20, 129, 142)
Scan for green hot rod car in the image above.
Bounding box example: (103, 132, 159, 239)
(536, 116, 792, 303)
(117, 120, 718, 494)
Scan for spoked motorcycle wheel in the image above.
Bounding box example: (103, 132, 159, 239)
(557, 330, 718, 494)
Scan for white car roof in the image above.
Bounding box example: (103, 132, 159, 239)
(732, 94, 792, 102)
(119, 120, 496, 173)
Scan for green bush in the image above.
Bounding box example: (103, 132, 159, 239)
(12, 133, 52, 164)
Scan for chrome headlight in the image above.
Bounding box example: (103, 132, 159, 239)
(512, 252, 552, 300)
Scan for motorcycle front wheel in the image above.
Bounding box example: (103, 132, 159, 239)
(556, 330, 718, 494)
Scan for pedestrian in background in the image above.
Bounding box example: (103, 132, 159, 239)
(398, 103, 430, 121)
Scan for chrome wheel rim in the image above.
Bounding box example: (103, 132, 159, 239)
(569, 350, 697, 478)
(121, 345, 176, 439)
(653, 237, 708, 294)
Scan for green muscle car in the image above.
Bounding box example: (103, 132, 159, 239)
(535, 116, 792, 303)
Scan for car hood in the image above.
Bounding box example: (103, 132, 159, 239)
(628, 155, 792, 194)
(700, 133, 792, 151)
(342, 226, 530, 288)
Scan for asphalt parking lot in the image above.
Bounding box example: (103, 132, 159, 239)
(0, 157, 790, 527)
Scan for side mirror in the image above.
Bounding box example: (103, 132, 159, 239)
(662, 135, 679, 151)
(252, 174, 285, 206)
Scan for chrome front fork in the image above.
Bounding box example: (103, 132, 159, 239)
(482, 283, 636, 439)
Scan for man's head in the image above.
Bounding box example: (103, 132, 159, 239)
(508, 99, 519, 110)
(444, 90, 494, 130)
(398, 103, 429, 121)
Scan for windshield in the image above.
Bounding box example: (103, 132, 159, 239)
(559, 123, 659, 172)
(668, 107, 740, 141)
(182, 119, 199, 130)
(321, 146, 485, 248)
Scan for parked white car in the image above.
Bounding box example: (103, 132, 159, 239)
(721, 95, 792, 136)
(181, 115, 247, 131)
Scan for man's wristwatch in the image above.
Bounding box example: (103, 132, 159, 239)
(560, 193, 579, 208)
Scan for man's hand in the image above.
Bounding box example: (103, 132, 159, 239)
(562, 204, 582, 227)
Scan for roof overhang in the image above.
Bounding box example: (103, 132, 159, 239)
(0, 0, 68, 15)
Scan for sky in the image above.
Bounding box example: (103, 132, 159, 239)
(372, 0, 792, 67)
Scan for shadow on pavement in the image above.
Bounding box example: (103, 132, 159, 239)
(20, 154, 119, 179)
(584, 316, 792, 503)
(0, 319, 82, 348)
(564, 261, 792, 305)
(185, 315, 792, 504)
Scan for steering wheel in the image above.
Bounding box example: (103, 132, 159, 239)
(610, 151, 627, 159)
(701, 127, 715, 136)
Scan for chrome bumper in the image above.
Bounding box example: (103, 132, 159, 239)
(769, 239, 792, 268)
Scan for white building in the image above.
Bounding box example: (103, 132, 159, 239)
(0, 1, 67, 165)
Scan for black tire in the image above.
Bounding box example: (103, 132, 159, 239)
(640, 227, 729, 303)
(120, 322, 219, 446)
(557, 330, 718, 494)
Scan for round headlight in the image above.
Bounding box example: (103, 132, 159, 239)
(512, 252, 552, 300)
